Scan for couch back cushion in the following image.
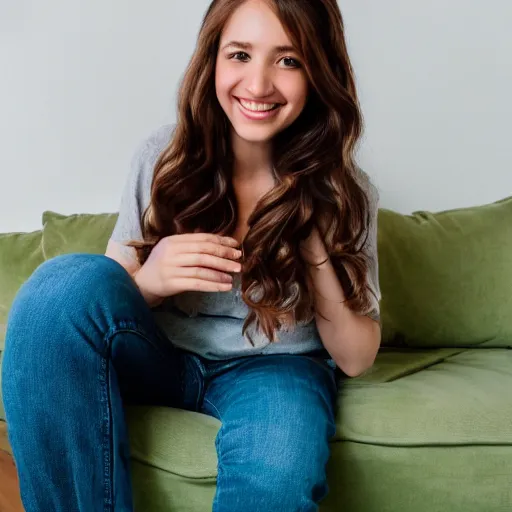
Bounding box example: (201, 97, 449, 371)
(0, 230, 45, 351)
(42, 211, 118, 259)
(378, 196, 512, 348)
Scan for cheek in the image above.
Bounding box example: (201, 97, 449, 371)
(215, 64, 237, 100)
(282, 77, 309, 108)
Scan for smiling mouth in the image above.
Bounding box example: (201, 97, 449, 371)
(235, 97, 283, 112)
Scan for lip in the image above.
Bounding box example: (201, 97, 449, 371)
(234, 97, 282, 121)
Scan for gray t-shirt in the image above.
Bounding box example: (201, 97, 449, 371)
(110, 124, 381, 360)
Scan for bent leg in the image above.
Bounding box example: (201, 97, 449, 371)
(202, 354, 338, 512)
(1, 254, 194, 512)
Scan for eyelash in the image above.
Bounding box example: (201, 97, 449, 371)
(228, 51, 302, 69)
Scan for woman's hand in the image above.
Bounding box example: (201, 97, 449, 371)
(133, 233, 242, 306)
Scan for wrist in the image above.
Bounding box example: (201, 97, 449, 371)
(133, 270, 165, 308)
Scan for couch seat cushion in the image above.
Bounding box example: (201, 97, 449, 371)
(338, 348, 512, 445)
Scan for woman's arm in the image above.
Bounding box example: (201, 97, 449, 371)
(300, 226, 381, 377)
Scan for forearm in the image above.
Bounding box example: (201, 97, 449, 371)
(301, 227, 381, 377)
(306, 258, 380, 377)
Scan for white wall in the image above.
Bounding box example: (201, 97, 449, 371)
(0, 0, 511, 233)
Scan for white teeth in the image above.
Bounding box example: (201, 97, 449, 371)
(239, 99, 278, 112)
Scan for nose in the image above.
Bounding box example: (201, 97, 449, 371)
(245, 61, 275, 98)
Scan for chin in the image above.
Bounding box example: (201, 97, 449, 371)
(231, 125, 278, 143)
(229, 115, 292, 143)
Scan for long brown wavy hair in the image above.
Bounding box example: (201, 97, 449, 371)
(127, 0, 374, 345)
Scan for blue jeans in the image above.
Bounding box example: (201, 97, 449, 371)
(2, 254, 340, 512)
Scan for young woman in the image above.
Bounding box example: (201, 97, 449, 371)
(2, 0, 381, 510)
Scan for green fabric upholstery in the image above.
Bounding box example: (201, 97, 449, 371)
(325, 444, 511, 512)
(42, 211, 118, 259)
(0, 230, 45, 351)
(378, 196, 512, 348)
(338, 349, 512, 445)
(126, 407, 219, 510)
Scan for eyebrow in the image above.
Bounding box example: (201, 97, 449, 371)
(221, 41, 297, 53)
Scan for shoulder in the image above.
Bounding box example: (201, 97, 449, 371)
(126, 124, 175, 194)
(131, 124, 175, 170)
(353, 165, 379, 214)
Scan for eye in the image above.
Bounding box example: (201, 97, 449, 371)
(229, 51, 250, 62)
(280, 56, 302, 68)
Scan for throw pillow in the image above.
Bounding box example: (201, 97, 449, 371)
(378, 196, 512, 348)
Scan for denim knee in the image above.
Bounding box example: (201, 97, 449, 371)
(5, 254, 139, 353)
(29, 253, 132, 298)
(16, 252, 133, 307)
(220, 446, 329, 510)
(272, 456, 327, 508)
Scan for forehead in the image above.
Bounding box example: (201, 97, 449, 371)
(220, 0, 293, 47)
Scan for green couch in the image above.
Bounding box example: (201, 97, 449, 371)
(1, 199, 511, 511)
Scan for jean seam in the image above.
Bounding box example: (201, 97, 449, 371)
(101, 322, 168, 512)
(100, 337, 114, 512)
(203, 397, 223, 423)
(212, 423, 225, 511)
(206, 394, 224, 510)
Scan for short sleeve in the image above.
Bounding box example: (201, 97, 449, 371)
(109, 124, 175, 261)
(357, 168, 381, 322)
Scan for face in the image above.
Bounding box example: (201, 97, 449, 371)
(215, 0, 309, 145)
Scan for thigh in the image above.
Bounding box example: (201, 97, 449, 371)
(201, 354, 339, 511)
(2, 254, 202, 510)
(4, 253, 197, 411)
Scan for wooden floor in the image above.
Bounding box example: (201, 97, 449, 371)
(0, 421, 24, 512)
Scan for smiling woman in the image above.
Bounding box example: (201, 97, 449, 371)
(133, 0, 379, 345)
(215, 1, 308, 142)
(1, 1, 381, 511)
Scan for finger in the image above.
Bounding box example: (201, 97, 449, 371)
(173, 242, 242, 262)
(172, 266, 234, 284)
(172, 252, 242, 273)
(170, 233, 239, 247)
(171, 278, 233, 293)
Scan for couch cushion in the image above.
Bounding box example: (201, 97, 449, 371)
(125, 406, 219, 511)
(123, 348, 512, 511)
(378, 196, 512, 347)
(42, 211, 118, 259)
(325, 443, 511, 512)
(0, 230, 44, 351)
(338, 348, 512, 445)
(323, 348, 512, 512)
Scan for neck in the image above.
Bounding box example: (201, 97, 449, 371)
(230, 128, 274, 181)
